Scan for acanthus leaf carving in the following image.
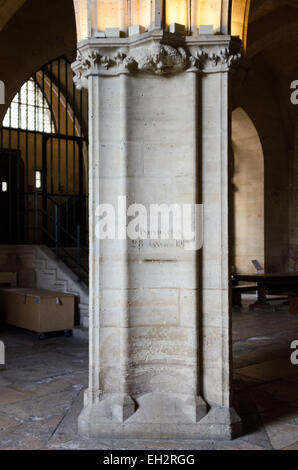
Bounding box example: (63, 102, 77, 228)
(188, 48, 242, 72)
(72, 43, 190, 86)
(71, 42, 242, 88)
(132, 44, 189, 74)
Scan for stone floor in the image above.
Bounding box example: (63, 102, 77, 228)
(1, 296, 298, 450)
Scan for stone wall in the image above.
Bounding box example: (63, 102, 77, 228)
(232, 106, 265, 274)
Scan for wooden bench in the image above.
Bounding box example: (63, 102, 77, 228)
(233, 272, 298, 310)
(287, 293, 298, 314)
(232, 284, 257, 308)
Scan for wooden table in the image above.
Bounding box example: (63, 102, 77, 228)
(233, 272, 298, 310)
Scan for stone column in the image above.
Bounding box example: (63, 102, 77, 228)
(149, 0, 163, 30)
(187, 36, 242, 438)
(72, 31, 241, 440)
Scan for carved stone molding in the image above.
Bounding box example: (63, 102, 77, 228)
(72, 40, 242, 88)
(132, 43, 189, 74)
(188, 48, 241, 71)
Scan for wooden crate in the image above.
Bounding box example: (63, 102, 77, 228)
(0, 288, 74, 334)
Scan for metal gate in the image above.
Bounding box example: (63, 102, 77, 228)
(0, 57, 89, 281)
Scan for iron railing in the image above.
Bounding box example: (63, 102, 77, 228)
(21, 192, 89, 283)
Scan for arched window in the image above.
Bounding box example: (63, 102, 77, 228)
(3, 78, 55, 133)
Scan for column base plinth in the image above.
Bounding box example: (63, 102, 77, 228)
(78, 391, 242, 441)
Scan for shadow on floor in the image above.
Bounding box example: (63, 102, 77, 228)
(232, 296, 298, 449)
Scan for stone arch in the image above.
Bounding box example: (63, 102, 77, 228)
(0, 0, 76, 123)
(231, 0, 251, 49)
(232, 107, 265, 274)
(0, 0, 27, 33)
(247, 21, 298, 60)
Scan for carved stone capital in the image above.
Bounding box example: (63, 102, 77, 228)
(132, 43, 189, 74)
(190, 48, 242, 72)
(72, 42, 190, 87)
(71, 35, 242, 88)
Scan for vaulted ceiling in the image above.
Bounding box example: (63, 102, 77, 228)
(249, 0, 298, 23)
(245, 0, 298, 129)
(0, 0, 26, 32)
(0, 0, 76, 121)
(229, 0, 298, 167)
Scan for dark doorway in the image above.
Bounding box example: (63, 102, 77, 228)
(42, 134, 87, 248)
(0, 149, 24, 244)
